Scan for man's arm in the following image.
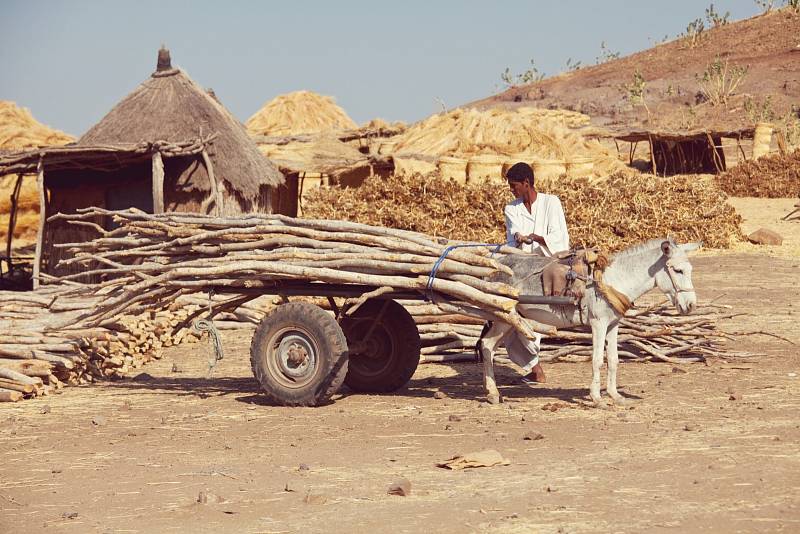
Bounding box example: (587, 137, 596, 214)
(504, 205, 524, 247)
(540, 197, 570, 253)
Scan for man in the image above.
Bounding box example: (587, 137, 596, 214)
(502, 162, 570, 384)
(504, 162, 569, 257)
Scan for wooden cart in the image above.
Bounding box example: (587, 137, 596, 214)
(213, 281, 571, 406)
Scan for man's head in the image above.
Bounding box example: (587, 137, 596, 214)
(505, 162, 535, 199)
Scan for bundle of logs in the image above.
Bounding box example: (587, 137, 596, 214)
(47, 208, 532, 335)
(404, 300, 744, 364)
(0, 286, 207, 401)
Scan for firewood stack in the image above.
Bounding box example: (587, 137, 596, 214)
(48, 208, 533, 336)
(407, 300, 747, 364)
(0, 286, 207, 401)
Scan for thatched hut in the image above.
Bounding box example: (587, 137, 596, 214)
(0, 47, 283, 285)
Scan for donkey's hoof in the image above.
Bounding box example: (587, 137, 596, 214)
(486, 393, 502, 405)
(611, 395, 633, 406)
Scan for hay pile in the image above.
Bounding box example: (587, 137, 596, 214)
(303, 172, 743, 250)
(246, 90, 358, 137)
(0, 101, 74, 149)
(388, 107, 626, 177)
(716, 150, 800, 198)
(360, 117, 407, 131)
(1, 101, 75, 248)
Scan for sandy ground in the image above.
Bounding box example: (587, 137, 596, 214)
(1, 199, 799, 534)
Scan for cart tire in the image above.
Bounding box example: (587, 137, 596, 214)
(250, 302, 348, 406)
(341, 299, 420, 393)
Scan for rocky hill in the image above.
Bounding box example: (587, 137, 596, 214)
(469, 8, 800, 135)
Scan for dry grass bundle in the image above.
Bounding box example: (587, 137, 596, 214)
(0, 101, 74, 149)
(388, 107, 627, 177)
(515, 107, 591, 128)
(360, 117, 407, 131)
(0, 177, 40, 247)
(716, 149, 800, 198)
(246, 90, 358, 136)
(303, 172, 743, 250)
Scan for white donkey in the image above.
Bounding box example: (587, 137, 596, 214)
(479, 238, 699, 405)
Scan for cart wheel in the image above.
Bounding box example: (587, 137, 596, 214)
(250, 302, 348, 406)
(340, 299, 420, 393)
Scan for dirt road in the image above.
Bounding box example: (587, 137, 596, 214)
(2, 199, 800, 533)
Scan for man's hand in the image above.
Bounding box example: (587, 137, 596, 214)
(514, 233, 545, 247)
(527, 233, 546, 245)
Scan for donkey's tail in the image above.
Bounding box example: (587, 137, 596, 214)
(474, 321, 493, 363)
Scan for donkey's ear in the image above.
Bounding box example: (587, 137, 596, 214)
(679, 242, 703, 253)
(660, 240, 673, 257)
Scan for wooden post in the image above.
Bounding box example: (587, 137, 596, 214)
(648, 135, 657, 175)
(201, 149, 224, 216)
(32, 158, 45, 289)
(151, 151, 165, 214)
(5, 174, 23, 265)
(706, 133, 724, 173)
(736, 135, 747, 162)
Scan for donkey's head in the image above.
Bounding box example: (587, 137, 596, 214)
(654, 240, 699, 314)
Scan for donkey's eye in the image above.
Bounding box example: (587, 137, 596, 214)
(673, 268, 683, 274)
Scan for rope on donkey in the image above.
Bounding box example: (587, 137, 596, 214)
(425, 243, 503, 301)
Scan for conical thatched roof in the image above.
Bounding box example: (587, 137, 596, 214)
(0, 101, 74, 150)
(246, 91, 358, 137)
(79, 47, 283, 194)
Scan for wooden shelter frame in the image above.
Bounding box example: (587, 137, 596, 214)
(0, 135, 219, 288)
(610, 126, 756, 177)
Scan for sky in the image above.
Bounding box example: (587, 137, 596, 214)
(1, 0, 764, 138)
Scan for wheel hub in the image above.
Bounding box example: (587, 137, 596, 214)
(277, 334, 317, 380)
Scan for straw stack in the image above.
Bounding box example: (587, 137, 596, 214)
(246, 90, 358, 137)
(0, 101, 74, 150)
(386, 107, 627, 179)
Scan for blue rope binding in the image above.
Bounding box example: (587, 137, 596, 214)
(425, 243, 503, 301)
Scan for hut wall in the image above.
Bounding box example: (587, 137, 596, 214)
(42, 162, 151, 279)
(272, 173, 299, 217)
(336, 166, 373, 189)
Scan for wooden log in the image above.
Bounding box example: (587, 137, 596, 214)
(201, 148, 224, 216)
(151, 151, 165, 214)
(0, 378, 35, 394)
(33, 157, 45, 290)
(0, 389, 24, 402)
(0, 359, 53, 377)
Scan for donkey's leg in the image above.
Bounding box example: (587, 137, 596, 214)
(605, 322, 629, 405)
(589, 319, 607, 405)
(479, 322, 511, 405)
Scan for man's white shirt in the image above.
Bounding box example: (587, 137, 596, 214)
(504, 193, 569, 256)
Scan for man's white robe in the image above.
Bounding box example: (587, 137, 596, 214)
(504, 194, 569, 257)
(502, 193, 570, 373)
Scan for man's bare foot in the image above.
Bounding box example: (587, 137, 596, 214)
(523, 363, 546, 384)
